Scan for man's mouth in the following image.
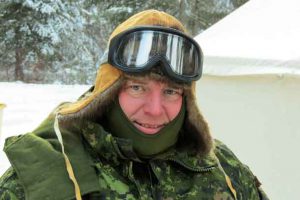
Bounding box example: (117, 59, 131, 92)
(135, 121, 165, 129)
(133, 121, 166, 134)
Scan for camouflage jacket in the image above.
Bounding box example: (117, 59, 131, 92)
(0, 118, 268, 200)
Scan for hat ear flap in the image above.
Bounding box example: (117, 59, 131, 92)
(183, 84, 213, 155)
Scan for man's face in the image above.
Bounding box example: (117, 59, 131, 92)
(118, 77, 183, 135)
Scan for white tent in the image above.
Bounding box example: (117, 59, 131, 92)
(194, 0, 300, 199)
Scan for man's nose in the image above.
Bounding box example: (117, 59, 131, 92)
(143, 91, 164, 116)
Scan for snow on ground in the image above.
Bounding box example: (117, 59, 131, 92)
(0, 82, 90, 175)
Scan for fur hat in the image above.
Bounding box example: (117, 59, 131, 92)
(58, 10, 213, 155)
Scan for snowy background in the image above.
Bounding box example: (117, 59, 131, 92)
(0, 82, 90, 175)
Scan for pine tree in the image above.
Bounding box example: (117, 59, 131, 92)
(0, 0, 95, 83)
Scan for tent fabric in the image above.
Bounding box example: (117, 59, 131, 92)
(194, 0, 300, 199)
(194, 0, 300, 76)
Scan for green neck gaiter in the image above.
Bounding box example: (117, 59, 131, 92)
(106, 100, 185, 157)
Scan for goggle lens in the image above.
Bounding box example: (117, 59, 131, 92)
(109, 27, 203, 82)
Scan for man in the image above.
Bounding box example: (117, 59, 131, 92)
(0, 10, 268, 199)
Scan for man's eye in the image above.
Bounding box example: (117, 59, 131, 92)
(126, 84, 146, 97)
(130, 85, 142, 91)
(164, 89, 177, 95)
(164, 88, 183, 96)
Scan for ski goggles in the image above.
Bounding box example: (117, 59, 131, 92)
(107, 26, 203, 82)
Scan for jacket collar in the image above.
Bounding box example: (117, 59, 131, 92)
(81, 120, 142, 165)
(153, 147, 218, 172)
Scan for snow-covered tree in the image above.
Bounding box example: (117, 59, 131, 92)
(0, 0, 97, 83)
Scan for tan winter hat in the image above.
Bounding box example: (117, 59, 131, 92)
(58, 9, 213, 155)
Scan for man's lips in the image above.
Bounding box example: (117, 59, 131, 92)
(133, 121, 166, 134)
(134, 121, 165, 129)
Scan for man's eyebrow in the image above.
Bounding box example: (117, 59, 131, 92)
(126, 78, 147, 84)
(125, 75, 152, 82)
(166, 85, 183, 91)
(165, 81, 184, 89)
(126, 77, 184, 89)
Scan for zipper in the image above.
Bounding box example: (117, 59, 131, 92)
(127, 161, 142, 197)
(149, 162, 163, 200)
(166, 158, 216, 172)
(147, 164, 156, 199)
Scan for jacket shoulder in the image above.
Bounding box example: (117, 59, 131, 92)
(213, 139, 268, 199)
(213, 139, 242, 164)
(0, 167, 25, 200)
